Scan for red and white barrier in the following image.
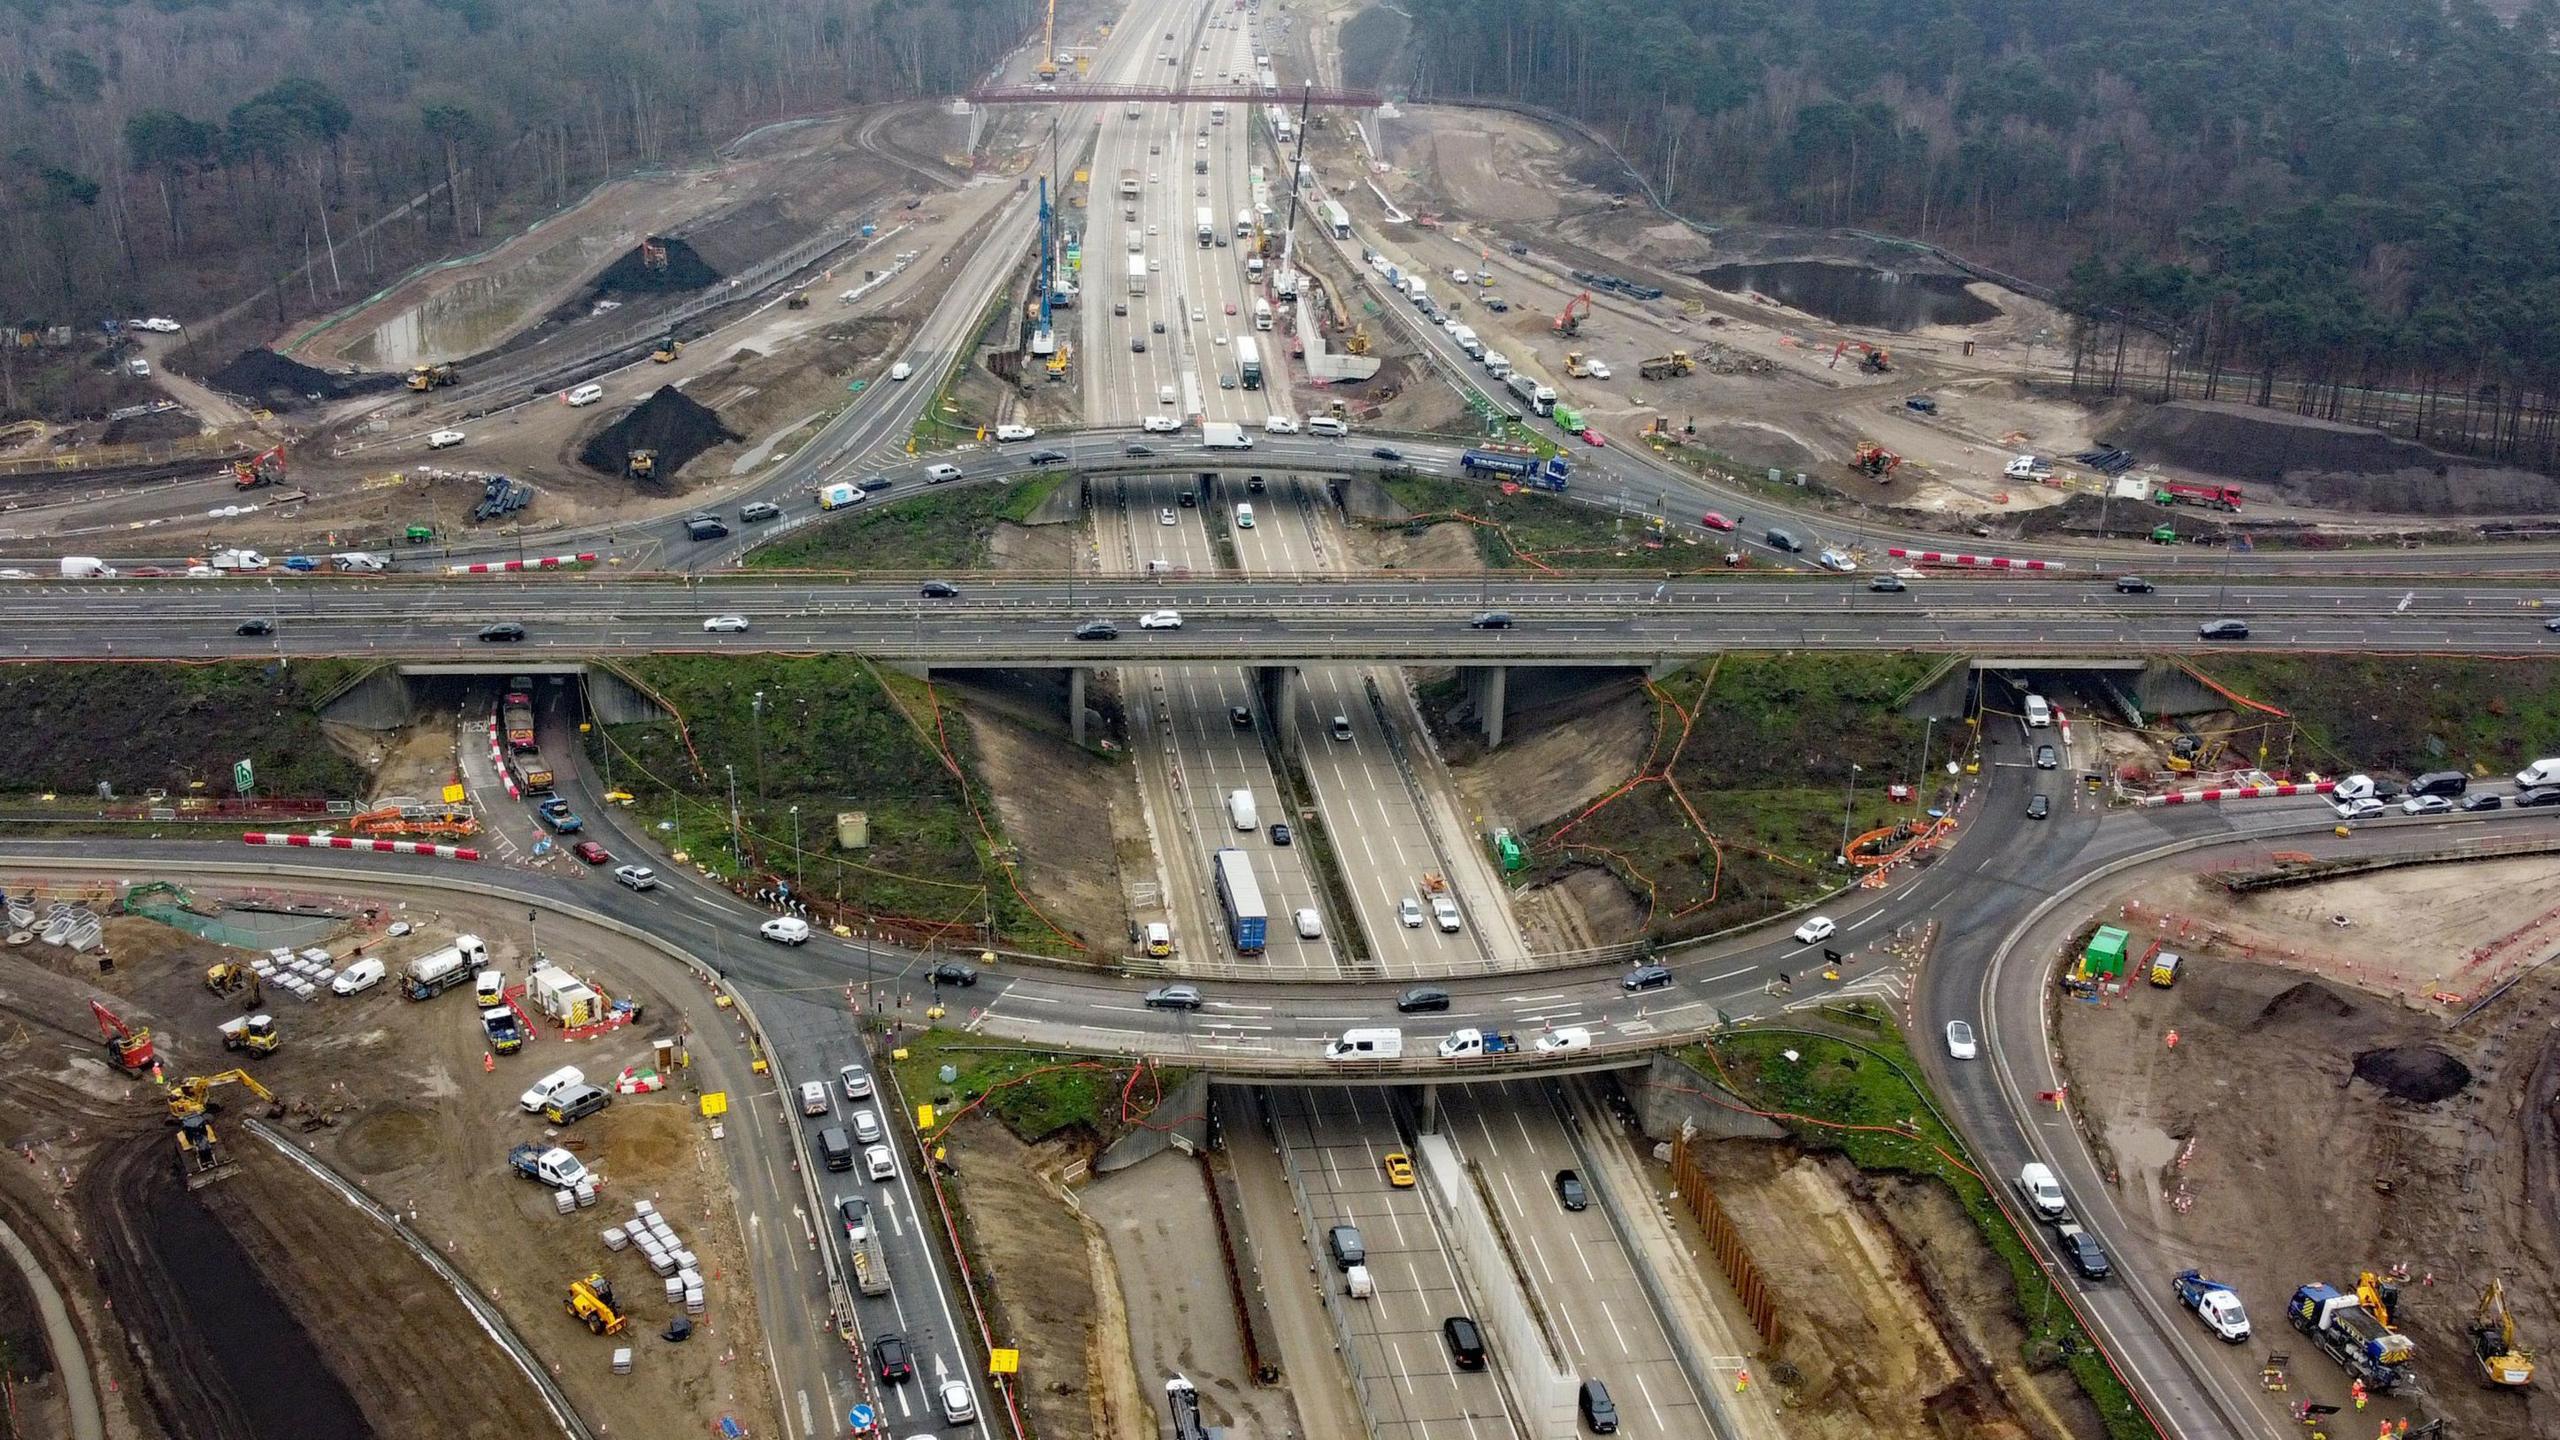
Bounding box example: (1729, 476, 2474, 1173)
(1886, 548, 2054, 571)
(2139, 781, 2335, 808)
(244, 832, 482, 860)
(446, 552, 597, 574)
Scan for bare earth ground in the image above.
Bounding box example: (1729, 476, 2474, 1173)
(2056, 859, 2560, 1436)
(960, 707, 1137, 952)
(1, 890, 776, 1440)
(1684, 1142, 2079, 1439)
(1086, 1151, 1305, 1440)
(943, 1122, 1149, 1440)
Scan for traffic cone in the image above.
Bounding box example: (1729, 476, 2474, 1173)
(484, 1052, 496, 1072)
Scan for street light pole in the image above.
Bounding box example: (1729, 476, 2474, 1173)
(724, 763, 740, 863)
(1918, 716, 1937, 794)
(790, 804, 803, 890)
(751, 690, 766, 805)
(1837, 762, 1862, 866)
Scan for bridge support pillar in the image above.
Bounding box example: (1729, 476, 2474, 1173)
(1413, 1083, 1441, 1135)
(1464, 665, 1508, 749)
(1069, 666, 1088, 746)
(1254, 665, 1300, 744)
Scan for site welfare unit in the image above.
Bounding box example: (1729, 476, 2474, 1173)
(529, 964, 601, 1026)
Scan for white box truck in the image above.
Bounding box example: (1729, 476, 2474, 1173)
(1127, 254, 1147, 296)
(1195, 207, 1215, 246)
(1227, 789, 1259, 829)
(1235, 207, 1255, 237)
(1252, 297, 1272, 331)
(1201, 421, 1254, 450)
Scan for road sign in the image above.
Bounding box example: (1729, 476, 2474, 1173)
(917, 1102, 936, 1130)
(987, 1347, 1020, 1375)
(698, 1091, 728, 1117)
(847, 1402, 876, 1432)
(233, 759, 254, 795)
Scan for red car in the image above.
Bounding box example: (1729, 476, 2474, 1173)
(571, 840, 610, 865)
(1581, 429, 1607, 447)
(1700, 512, 1735, 532)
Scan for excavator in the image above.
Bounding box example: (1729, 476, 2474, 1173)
(1638, 351, 1694, 381)
(92, 999, 154, 1073)
(627, 449, 657, 481)
(165, 1068, 274, 1121)
(1828, 339, 1891, 373)
(204, 962, 266, 1003)
(2472, 1277, 2534, 1387)
(638, 237, 669, 273)
(407, 363, 459, 392)
(1852, 442, 1903, 479)
(567, 1273, 628, 1335)
(1553, 292, 1592, 337)
(231, 444, 287, 490)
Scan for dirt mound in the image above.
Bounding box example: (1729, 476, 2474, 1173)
(2246, 978, 2364, 1032)
(204, 349, 400, 412)
(576, 385, 739, 480)
(101, 407, 199, 445)
(2104, 400, 2560, 508)
(2351, 1045, 2473, 1103)
(586, 236, 720, 296)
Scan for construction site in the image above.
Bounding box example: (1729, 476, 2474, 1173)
(0, 882, 775, 1440)
(2050, 851, 2560, 1437)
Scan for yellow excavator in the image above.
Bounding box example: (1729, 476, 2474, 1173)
(2474, 1278, 2534, 1387)
(567, 1273, 628, 1335)
(206, 962, 260, 997)
(165, 1068, 275, 1121)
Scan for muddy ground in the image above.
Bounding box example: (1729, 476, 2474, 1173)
(2057, 858, 2560, 1435)
(958, 701, 1140, 953)
(0, 887, 775, 1440)
(1676, 1141, 2092, 1439)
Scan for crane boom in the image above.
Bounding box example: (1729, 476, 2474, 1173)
(1036, 0, 1060, 78)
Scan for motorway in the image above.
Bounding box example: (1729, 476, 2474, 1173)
(8, 571, 2558, 661)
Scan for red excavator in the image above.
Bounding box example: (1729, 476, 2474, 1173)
(1830, 340, 1892, 373)
(93, 999, 155, 1072)
(1852, 442, 1903, 479)
(232, 444, 286, 490)
(1553, 292, 1592, 337)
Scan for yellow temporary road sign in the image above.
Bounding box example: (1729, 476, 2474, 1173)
(699, 1092, 729, 1117)
(987, 1348, 1020, 1375)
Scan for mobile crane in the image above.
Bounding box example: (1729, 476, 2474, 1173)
(1035, 0, 1061, 79)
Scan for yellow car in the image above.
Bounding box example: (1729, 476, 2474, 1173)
(1383, 1152, 1416, 1188)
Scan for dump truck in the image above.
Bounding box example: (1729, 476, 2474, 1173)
(502, 691, 537, 751)
(402, 935, 490, 1000)
(1638, 350, 1694, 380)
(2289, 1283, 2416, 1392)
(1436, 1028, 1522, 1059)
(509, 748, 553, 791)
(407, 363, 458, 392)
(508, 1142, 589, 1189)
(2172, 1271, 2251, 1343)
(482, 1006, 526, 1055)
(217, 1014, 281, 1056)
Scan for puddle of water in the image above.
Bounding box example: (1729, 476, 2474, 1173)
(1700, 259, 2001, 331)
(347, 232, 627, 368)
(142, 1168, 376, 1438)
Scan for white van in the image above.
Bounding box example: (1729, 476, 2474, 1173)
(2519, 758, 2560, 789)
(1144, 921, 1173, 957)
(1307, 415, 1347, 437)
(923, 463, 962, 484)
(564, 383, 605, 406)
(1263, 414, 1298, 434)
(1227, 789, 1259, 830)
(1345, 1263, 1375, 1299)
(1325, 1028, 1403, 1061)
(1533, 1026, 1593, 1054)
(760, 916, 811, 945)
(1158, 384, 1178, 405)
(473, 969, 506, 1006)
(2023, 694, 2053, 728)
(518, 1065, 586, 1113)
(1234, 502, 1255, 529)
(888, 361, 914, 382)
(799, 1081, 832, 1116)
(994, 423, 1037, 442)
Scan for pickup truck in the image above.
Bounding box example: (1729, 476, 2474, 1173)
(1436, 1028, 1522, 1059)
(482, 1006, 525, 1055)
(507, 1142, 588, 1189)
(2171, 1270, 2251, 1342)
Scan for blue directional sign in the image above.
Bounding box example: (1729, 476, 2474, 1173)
(848, 1403, 876, 1433)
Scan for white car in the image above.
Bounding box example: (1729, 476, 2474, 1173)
(938, 1381, 977, 1424)
(702, 614, 750, 633)
(613, 865, 658, 890)
(1160, 508, 1177, 525)
(427, 429, 467, 449)
(1138, 609, 1182, 630)
(760, 916, 810, 945)
(1191, 306, 1204, 322)
(330, 958, 385, 995)
(1398, 897, 1424, 928)
(564, 383, 605, 406)
(887, 361, 913, 382)
(840, 1065, 873, 1100)
(994, 423, 1037, 442)
(1792, 916, 1837, 945)
(1430, 895, 1462, 933)
(1944, 1020, 1978, 1060)
(1817, 549, 1857, 573)
(1263, 415, 1299, 434)
(864, 1144, 897, 1181)
(1587, 359, 1612, 380)
(1142, 415, 1181, 433)
(134, 317, 183, 333)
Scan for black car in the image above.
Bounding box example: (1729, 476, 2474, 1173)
(1579, 1380, 1619, 1433)
(2035, 744, 2059, 769)
(838, 1197, 870, 1242)
(873, 1332, 913, 1382)
(1396, 985, 1451, 1014)
(1151, 320, 1166, 334)
(477, 623, 526, 643)
(2057, 1225, 2111, 1280)
(1555, 1169, 1588, 1211)
(1622, 964, 1674, 993)
(2546, 615, 2560, 633)
(930, 962, 979, 987)
(2027, 793, 2051, 820)
(1132, 337, 1148, 353)
(1269, 822, 1292, 846)
(1442, 1315, 1487, 1370)
(235, 618, 274, 636)
(920, 580, 959, 598)
(1074, 620, 1120, 640)
(1868, 575, 1905, 593)
(1371, 446, 1403, 462)
(1143, 984, 1202, 1011)
(2114, 576, 2155, 594)
(2516, 787, 2560, 808)
(1026, 450, 1067, 465)
(1469, 610, 1514, 629)
(1125, 444, 1155, 457)
(2461, 792, 2505, 812)
(2197, 618, 2250, 640)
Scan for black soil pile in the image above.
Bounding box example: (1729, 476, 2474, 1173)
(204, 349, 401, 412)
(2352, 1045, 2473, 1103)
(577, 385, 739, 481)
(2247, 979, 2362, 1032)
(102, 407, 199, 445)
(588, 236, 721, 296)
(2103, 400, 2560, 508)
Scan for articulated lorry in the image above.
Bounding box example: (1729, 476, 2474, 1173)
(1505, 371, 1556, 416)
(1460, 446, 1569, 491)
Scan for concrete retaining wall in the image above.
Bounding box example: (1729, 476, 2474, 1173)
(1415, 1132, 1576, 1438)
(1631, 1053, 1786, 1144)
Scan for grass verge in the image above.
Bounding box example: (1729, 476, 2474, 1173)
(2190, 654, 2560, 775)
(747, 473, 1069, 571)
(1376, 474, 1687, 570)
(888, 1028, 1187, 1145)
(1689, 1014, 2152, 1440)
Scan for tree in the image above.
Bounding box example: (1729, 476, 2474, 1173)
(125, 109, 220, 250)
